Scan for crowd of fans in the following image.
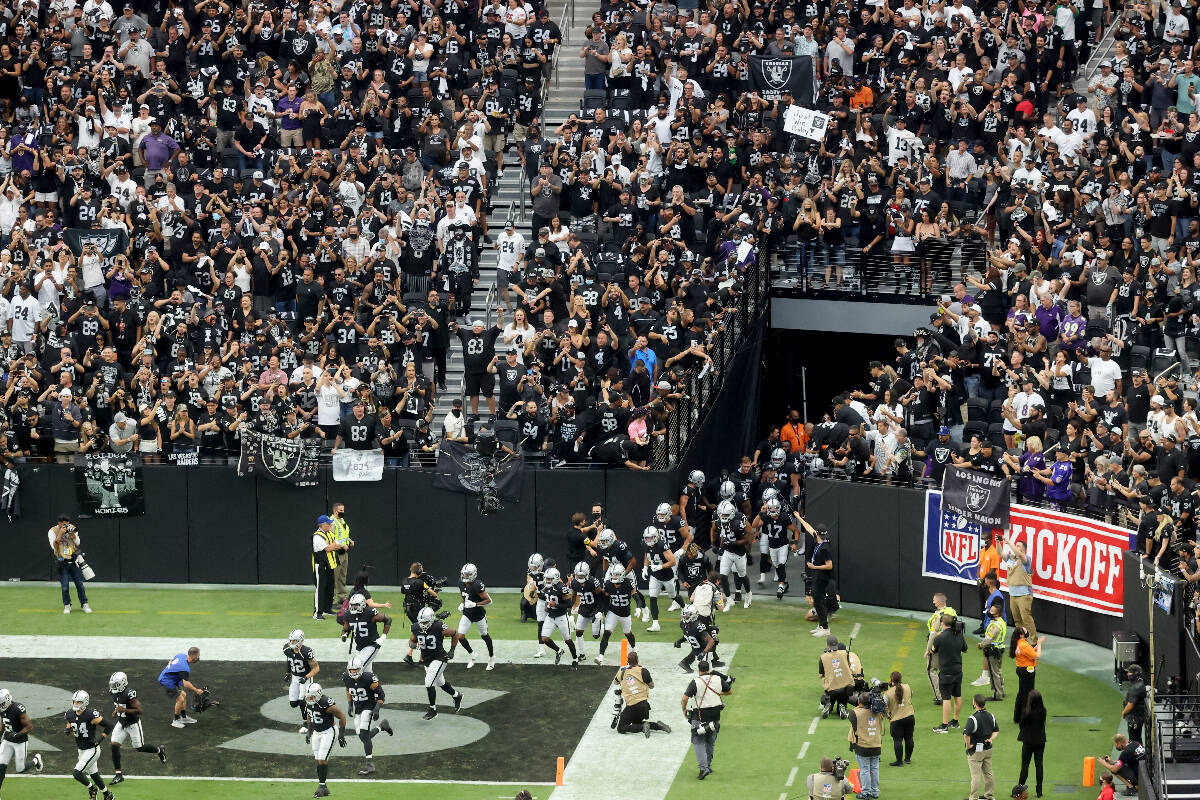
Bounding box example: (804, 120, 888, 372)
(0, 0, 776, 470)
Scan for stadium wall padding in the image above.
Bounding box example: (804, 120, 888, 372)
(0, 463, 679, 588)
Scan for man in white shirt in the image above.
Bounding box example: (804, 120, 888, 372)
(443, 398, 469, 443)
(494, 221, 525, 311)
(1036, 114, 1065, 151)
(1011, 155, 1045, 192)
(10, 282, 42, 354)
(948, 53, 973, 95)
(1066, 96, 1097, 140)
(1056, 118, 1085, 165)
(1088, 342, 1123, 397)
(1004, 378, 1046, 435)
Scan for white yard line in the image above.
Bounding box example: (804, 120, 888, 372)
(807, 716, 820, 735)
(785, 766, 799, 786)
(849, 623, 862, 640)
(797, 742, 809, 760)
(8, 774, 549, 786)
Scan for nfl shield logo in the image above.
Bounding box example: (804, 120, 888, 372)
(941, 528, 979, 570)
(965, 483, 991, 514)
(761, 58, 792, 91)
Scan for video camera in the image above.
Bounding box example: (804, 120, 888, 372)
(831, 756, 851, 781)
(850, 677, 888, 716)
(610, 688, 623, 729)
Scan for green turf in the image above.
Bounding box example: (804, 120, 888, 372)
(0, 584, 1122, 800)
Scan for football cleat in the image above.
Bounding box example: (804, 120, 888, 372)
(453, 693, 463, 713)
(679, 660, 693, 672)
(359, 760, 376, 776)
(32, 752, 44, 771)
(647, 620, 660, 632)
(157, 745, 167, 763)
(171, 720, 185, 728)
(757, 575, 765, 587)
(299, 726, 309, 734)
(89, 786, 98, 800)
(534, 646, 545, 658)
(554, 649, 563, 665)
(313, 786, 331, 798)
(110, 774, 125, 784)
(423, 707, 438, 720)
(668, 600, 681, 612)
(467, 655, 476, 669)
(594, 654, 604, 665)
(777, 585, 785, 600)
(380, 719, 393, 736)
(743, 592, 753, 609)
(486, 658, 496, 670)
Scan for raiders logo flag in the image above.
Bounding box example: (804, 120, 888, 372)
(237, 429, 322, 487)
(432, 440, 524, 502)
(747, 55, 816, 105)
(941, 466, 1009, 529)
(62, 228, 129, 257)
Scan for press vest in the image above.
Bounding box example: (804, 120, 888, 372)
(313, 529, 338, 569)
(849, 706, 883, 751)
(1007, 557, 1033, 589)
(885, 684, 914, 722)
(808, 771, 851, 799)
(618, 665, 650, 707)
(820, 649, 857, 691)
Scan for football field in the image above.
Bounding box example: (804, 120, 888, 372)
(0, 583, 1121, 800)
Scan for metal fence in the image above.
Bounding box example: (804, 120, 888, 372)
(652, 242, 772, 469)
(773, 236, 990, 301)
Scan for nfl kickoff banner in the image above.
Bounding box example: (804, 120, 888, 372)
(62, 228, 129, 257)
(922, 490, 1132, 616)
(747, 55, 816, 105)
(332, 448, 385, 482)
(74, 453, 145, 517)
(432, 440, 523, 502)
(941, 466, 1010, 528)
(237, 429, 321, 487)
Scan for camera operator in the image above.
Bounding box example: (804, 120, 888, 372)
(925, 593, 957, 704)
(819, 635, 861, 720)
(885, 671, 915, 766)
(808, 757, 855, 799)
(848, 687, 886, 799)
(612, 651, 672, 736)
(401, 562, 444, 664)
(931, 613, 968, 733)
(48, 514, 91, 614)
(681, 660, 732, 780)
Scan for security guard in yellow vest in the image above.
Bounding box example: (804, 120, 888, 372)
(819, 635, 862, 719)
(613, 651, 672, 736)
(329, 502, 355, 606)
(925, 593, 958, 704)
(976, 600, 1007, 701)
(807, 757, 854, 799)
(848, 691, 884, 799)
(311, 515, 339, 619)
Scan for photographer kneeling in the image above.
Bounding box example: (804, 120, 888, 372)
(612, 651, 672, 736)
(681, 661, 732, 780)
(808, 757, 855, 800)
(819, 635, 862, 720)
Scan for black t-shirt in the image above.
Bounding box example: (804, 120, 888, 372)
(1118, 740, 1146, 771)
(808, 539, 832, 584)
(930, 628, 967, 675)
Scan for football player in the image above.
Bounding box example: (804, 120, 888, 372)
(651, 502, 693, 611)
(526, 553, 548, 657)
(677, 604, 719, 672)
(752, 497, 801, 600)
(539, 567, 580, 665)
(107, 672, 167, 784)
(342, 656, 393, 776)
(678, 470, 713, 549)
(596, 564, 638, 665)
(0, 687, 43, 795)
(64, 690, 114, 800)
(453, 563, 496, 669)
(570, 561, 605, 658)
(284, 630, 321, 733)
(594, 529, 649, 622)
(410, 607, 465, 720)
(342, 594, 392, 672)
(302, 683, 348, 798)
(686, 570, 728, 666)
(713, 500, 755, 608)
(677, 541, 708, 599)
(641, 526, 677, 632)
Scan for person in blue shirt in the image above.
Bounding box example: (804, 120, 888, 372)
(627, 336, 658, 380)
(157, 648, 202, 728)
(1037, 448, 1074, 508)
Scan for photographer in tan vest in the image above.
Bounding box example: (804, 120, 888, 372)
(1002, 533, 1036, 640)
(613, 651, 672, 737)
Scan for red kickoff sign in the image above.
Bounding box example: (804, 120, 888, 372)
(1000, 504, 1132, 617)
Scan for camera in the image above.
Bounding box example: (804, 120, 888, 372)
(610, 688, 624, 729)
(831, 756, 851, 781)
(74, 552, 96, 581)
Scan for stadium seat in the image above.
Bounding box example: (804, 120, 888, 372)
(1130, 345, 1150, 371)
(988, 399, 1006, 425)
(493, 419, 520, 450)
(581, 89, 607, 112)
(1044, 427, 1060, 447)
(987, 423, 1006, 448)
(966, 398, 990, 423)
(963, 420, 987, 443)
(1152, 347, 1180, 378)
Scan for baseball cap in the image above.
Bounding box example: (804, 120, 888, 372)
(317, 515, 333, 525)
(937, 426, 951, 436)
(1152, 394, 1166, 406)
(471, 319, 484, 327)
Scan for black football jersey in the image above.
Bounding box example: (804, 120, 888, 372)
(304, 694, 337, 732)
(1, 702, 28, 741)
(460, 579, 488, 622)
(545, 581, 573, 617)
(603, 577, 635, 617)
(112, 688, 140, 722)
(645, 540, 674, 580)
(345, 607, 384, 648)
(284, 644, 318, 677)
(342, 669, 383, 711)
(529, 570, 547, 601)
(657, 515, 689, 552)
(66, 708, 101, 748)
(412, 620, 448, 662)
(681, 617, 715, 651)
(678, 553, 707, 587)
(756, 513, 793, 548)
(603, 538, 635, 569)
(570, 575, 603, 612)
(717, 514, 749, 555)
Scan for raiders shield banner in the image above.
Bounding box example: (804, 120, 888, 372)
(332, 448, 385, 482)
(431, 440, 523, 502)
(941, 466, 1009, 529)
(747, 55, 816, 104)
(237, 429, 322, 487)
(74, 453, 145, 517)
(62, 228, 129, 257)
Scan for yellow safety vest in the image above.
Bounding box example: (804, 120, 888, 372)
(618, 665, 650, 707)
(332, 516, 351, 547)
(983, 617, 1007, 649)
(927, 605, 958, 634)
(313, 529, 338, 570)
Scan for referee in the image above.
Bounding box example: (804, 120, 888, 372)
(312, 515, 340, 620)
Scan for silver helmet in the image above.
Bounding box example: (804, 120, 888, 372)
(461, 563, 478, 582)
(655, 502, 672, 523)
(718, 480, 736, 500)
(717, 500, 736, 523)
(680, 604, 699, 623)
(688, 469, 705, 486)
(573, 561, 590, 580)
(527, 553, 544, 573)
(348, 594, 367, 614)
(596, 529, 616, 549)
(417, 606, 436, 631)
(642, 525, 660, 547)
(108, 672, 128, 694)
